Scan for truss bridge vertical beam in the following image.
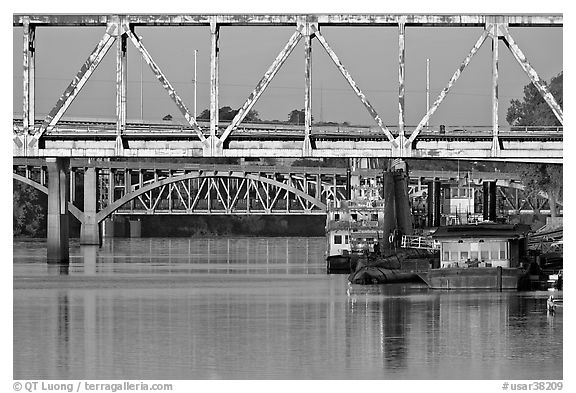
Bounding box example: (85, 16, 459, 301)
(209, 17, 220, 155)
(115, 18, 128, 154)
(491, 23, 501, 156)
(397, 20, 407, 156)
(22, 17, 35, 144)
(398, 21, 406, 139)
(303, 20, 316, 157)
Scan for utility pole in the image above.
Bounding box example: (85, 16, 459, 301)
(426, 58, 430, 130)
(140, 36, 143, 122)
(194, 49, 198, 119)
(320, 81, 324, 123)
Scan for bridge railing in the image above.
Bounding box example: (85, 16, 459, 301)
(13, 118, 563, 136)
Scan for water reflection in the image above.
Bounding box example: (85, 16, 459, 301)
(13, 238, 562, 380)
(56, 292, 70, 378)
(47, 264, 69, 276)
(13, 237, 327, 276)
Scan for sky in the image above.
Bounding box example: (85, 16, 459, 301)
(11, 11, 563, 128)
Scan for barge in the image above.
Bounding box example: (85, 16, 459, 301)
(419, 223, 531, 290)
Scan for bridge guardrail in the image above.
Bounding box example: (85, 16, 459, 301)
(13, 118, 563, 136)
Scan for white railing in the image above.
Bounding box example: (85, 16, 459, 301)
(401, 235, 439, 250)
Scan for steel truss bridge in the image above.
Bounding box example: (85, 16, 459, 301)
(13, 14, 562, 160)
(14, 158, 559, 221)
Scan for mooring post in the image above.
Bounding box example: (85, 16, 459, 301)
(46, 157, 70, 264)
(80, 166, 101, 245)
(497, 265, 503, 291)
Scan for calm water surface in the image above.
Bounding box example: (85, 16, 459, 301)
(13, 237, 563, 379)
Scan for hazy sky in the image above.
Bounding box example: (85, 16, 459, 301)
(12, 15, 562, 128)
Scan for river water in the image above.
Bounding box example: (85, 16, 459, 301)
(13, 237, 562, 380)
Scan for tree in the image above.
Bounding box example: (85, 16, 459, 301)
(506, 72, 562, 127)
(197, 107, 260, 122)
(13, 182, 47, 237)
(287, 109, 313, 124)
(520, 164, 562, 218)
(505, 72, 563, 219)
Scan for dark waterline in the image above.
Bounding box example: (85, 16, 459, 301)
(13, 237, 562, 380)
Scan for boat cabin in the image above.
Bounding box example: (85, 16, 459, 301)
(326, 200, 386, 257)
(431, 223, 530, 268)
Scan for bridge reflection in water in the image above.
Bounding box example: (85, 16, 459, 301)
(13, 237, 327, 276)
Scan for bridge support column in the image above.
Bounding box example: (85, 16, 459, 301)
(80, 167, 101, 245)
(47, 158, 70, 264)
(483, 181, 497, 221)
(427, 178, 441, 227)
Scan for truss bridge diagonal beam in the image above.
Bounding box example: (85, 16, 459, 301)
(29, 24, 117, 147)
(499, 25, 563, 125)
(219, 26, 304, 145)
(311, 24, 396, 145)
(125, 28, 206, 142)
(406, 26, 491, 147)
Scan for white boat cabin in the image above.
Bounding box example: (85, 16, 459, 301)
(432, 223, 530, 269)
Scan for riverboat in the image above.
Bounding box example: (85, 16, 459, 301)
(418, 223, 531, 290)
(326, 199, 386, 273)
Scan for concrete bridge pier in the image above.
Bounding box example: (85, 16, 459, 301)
(80, 167, 101, 245)
(483, 180, 497, 221)
(46, 158, 70, 264)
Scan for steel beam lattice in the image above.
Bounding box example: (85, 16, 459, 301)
(13, 14, 562, 159)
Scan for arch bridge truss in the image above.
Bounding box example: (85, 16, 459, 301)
(13, 159, 348, 222)
(14, 158, 559, 221)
